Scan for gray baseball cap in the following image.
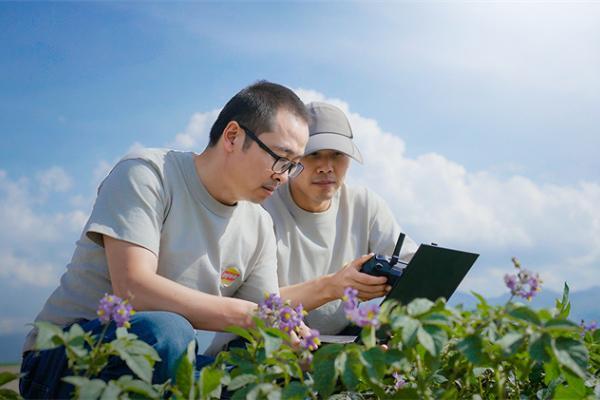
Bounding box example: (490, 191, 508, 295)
(305, 102, 363, 164)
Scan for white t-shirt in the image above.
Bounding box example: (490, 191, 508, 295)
(263, 182, 417, 334)
(24, 148, 278, 351)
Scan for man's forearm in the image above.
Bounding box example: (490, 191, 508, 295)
(279, 274, 339, 311)
(119, 272, 256, 330)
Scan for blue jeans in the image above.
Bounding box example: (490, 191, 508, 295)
(19, 311, 215, 399)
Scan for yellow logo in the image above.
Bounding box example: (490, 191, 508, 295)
(220, 266, 241, 287)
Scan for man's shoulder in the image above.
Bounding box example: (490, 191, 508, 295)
(120, 148, 188, 168)
(340, 184, 378, 204)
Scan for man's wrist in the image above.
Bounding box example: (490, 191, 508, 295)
(319, 274, 339, 303)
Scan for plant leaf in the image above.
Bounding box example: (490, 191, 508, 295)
(407, 298, 434, 317)
(0, 372, 19, 386)
(312, 344, 343, 397)
(529, 333, 552, 363)
(225, 325, 256, 346)
(457, 335, 489, 365)
(175, 340, 195, 398)
(496, 332, 524, 356)
(228, 374, 257, 391)
(281, 381, 309, 400)
(34, 321, 64, 350)
(199, 366, 224, 399)
(508, 306, 542, 326)
(552, 337, 589, 379)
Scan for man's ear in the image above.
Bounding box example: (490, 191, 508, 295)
(221, 121, 241, 153)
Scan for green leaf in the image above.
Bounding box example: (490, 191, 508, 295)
(117, 352, 153, 383)
(554, 372, 587, 399)
(0, 372, 19, 386)
(111, 339, 159, 383)
(417, 326, 435, 356)
(529, 333, 552, 363)
(247, 383, 281, 400)
(64, 323, 86, 347)
(407, 298, 434, 317)
(361, 347, 386, 382)
(471, 291, 489, 308)
(552, 337, 589, 379)
(543, 358, 561, 385)
(395, 388, 420, 399)
(225, 325, 257, 345)
(84, 382, 109, 400)
(457, 335, 489, 366)
(100, 381, 121, 400)
(261, 330, 283, 358)
(415, 325, 446, 358)
(508, 306, 542, 326)
(0, 388, 20, 400)
(312, 344, 343, 397)
(496, 331, 524, 355)
(554, 283, 571, 319)
(175, 340, 196, 398)
(281, 381, 309, 400)
(34, 321, 65, 350)
(200, 366, 224, 399)
(118, 378, 159, 398)
(544, 319, 580, 332)
(338, 350, 362, 391)
(228, 374, 257, 391)
(392, 315, 420, 346)
(420, 312, 451, 327)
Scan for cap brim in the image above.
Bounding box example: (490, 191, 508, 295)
(305, 133, 363, 164)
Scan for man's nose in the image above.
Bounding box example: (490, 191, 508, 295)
(316, 158, 334, 173)
(272, 171, 289, 185)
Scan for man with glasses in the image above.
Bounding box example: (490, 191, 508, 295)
(263, 102, 418, 335)
(20, 81, 310, 399)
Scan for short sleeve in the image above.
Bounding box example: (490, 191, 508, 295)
(367, 190, 418, 263)
(85, 159, 167, 256)
(234, 211, 279, 303)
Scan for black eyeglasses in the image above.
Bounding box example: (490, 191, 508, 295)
(238, 123, 304, 178)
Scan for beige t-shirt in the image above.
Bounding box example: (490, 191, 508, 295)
(263, 183, 417, 334)
(24, 148, 278, 351)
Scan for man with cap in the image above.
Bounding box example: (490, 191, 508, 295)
(263, 101, 418, 335)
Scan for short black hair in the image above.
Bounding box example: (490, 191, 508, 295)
(208, 80, 309, 149)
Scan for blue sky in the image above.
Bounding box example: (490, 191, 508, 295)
(1, 2, 599, 336)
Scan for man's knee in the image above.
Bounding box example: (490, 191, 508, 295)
(127, 311, 196, 382)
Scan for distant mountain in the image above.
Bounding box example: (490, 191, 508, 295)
(449, 286, 600, 323)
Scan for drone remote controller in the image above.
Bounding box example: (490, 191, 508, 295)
(359, 233, 407, 286)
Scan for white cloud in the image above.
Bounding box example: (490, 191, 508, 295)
(0, 317, 31, 334)
(0, 250, 60, 288)
(294, 90, 600, 295)
(0, 169, 87, 288)
(168, 109, 221, 151)
(36, 166, 72, 193)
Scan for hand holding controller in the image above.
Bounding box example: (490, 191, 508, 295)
(359, 233, 407, 287)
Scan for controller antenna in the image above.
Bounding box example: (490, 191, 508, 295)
(389, 232, 405, 266)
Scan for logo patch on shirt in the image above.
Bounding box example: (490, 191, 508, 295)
(220, 266, 241, 287)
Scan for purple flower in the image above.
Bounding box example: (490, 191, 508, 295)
(300, 329, 321, 351)
(393, 372, 406, 390)
(279, 305, 302, 333)
(504, 258, 542, 300)
(581, 320, 598, 335)
(342, 287, 381, 328)
(96, 293, 135, 328)
(342, 287, 359, 313)
(257, 293, 306, 335)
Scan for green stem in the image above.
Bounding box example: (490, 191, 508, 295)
(85, 322, 110, 378)
(495, 366, 504, 400)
